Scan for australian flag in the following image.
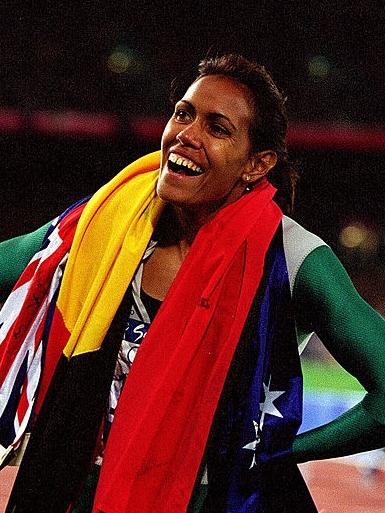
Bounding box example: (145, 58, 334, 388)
(200, 226, 318, 513)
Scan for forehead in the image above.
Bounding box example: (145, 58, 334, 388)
(181, 75, 253, 127)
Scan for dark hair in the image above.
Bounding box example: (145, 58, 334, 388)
(171, 54, 299, 214)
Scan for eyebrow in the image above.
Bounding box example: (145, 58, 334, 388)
(177, 99, 237, 131)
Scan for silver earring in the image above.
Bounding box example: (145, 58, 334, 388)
(243, 175, 252, 193)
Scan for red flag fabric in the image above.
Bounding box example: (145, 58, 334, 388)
(94, 178, 282, 513)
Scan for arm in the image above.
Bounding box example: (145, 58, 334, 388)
(292, 245, 385, 463)
(0, 222, 51, 301)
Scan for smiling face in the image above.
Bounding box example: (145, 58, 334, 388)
(157, 75, 257, 214)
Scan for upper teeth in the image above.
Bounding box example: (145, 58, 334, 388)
(169, 152, 203, 174)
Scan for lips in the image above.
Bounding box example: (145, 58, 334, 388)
(167, 152, 204, 176)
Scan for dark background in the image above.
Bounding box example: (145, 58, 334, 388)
(1, 1, 385, 312)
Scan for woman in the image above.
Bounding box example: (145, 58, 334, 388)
(1, 54, 385, 513)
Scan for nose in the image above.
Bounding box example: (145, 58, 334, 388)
(176, 122, 202, 148)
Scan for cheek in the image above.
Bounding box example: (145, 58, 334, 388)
(216, 150, 248, 182)
(161, 120, 177, 148)
(160, 122, 175, 164)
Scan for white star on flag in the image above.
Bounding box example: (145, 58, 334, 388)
(243, 375, 285, 469)
(242, 420, 260, 468)
(259, 375, 284, 430)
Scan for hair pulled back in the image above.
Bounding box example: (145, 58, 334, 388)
(172, 53, 298, 214)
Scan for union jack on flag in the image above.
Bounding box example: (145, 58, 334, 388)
(0, 200, 86, 465)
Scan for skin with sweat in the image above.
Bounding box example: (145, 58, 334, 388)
(142, 74, 277, 300)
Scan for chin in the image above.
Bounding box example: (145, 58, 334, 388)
(158, 190, 200, 210)
(158, 192, 191, 207)
(157, 181, 183, 205)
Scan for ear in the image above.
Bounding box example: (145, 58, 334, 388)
(242, 150, 277, 184)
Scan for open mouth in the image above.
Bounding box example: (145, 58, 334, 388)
(167, 152, 204, 176)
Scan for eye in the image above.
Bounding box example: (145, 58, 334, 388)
(209, 123, 230, 136)
(174, 109, 191, 123)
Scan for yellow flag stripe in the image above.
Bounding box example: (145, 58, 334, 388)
(59, 151, 164, 358)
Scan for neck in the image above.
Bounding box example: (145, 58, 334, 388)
(171, 202, 220, 244)
(154, 199, 224, 247)
(155, 181, 253, 247)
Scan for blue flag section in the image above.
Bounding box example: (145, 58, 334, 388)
(203, 227, 318, 512)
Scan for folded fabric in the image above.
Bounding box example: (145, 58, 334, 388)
(0, 199, 86, 452)
(3, 152, 293, 513)
(0, 152, 164, 454)
(94, 176, 282, 513)
(36, 151, 164, 414)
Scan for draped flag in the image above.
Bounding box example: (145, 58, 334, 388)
(1, 150, 317, 513)
(202, 227, 317, 512)
(0, 199, 87, 464)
